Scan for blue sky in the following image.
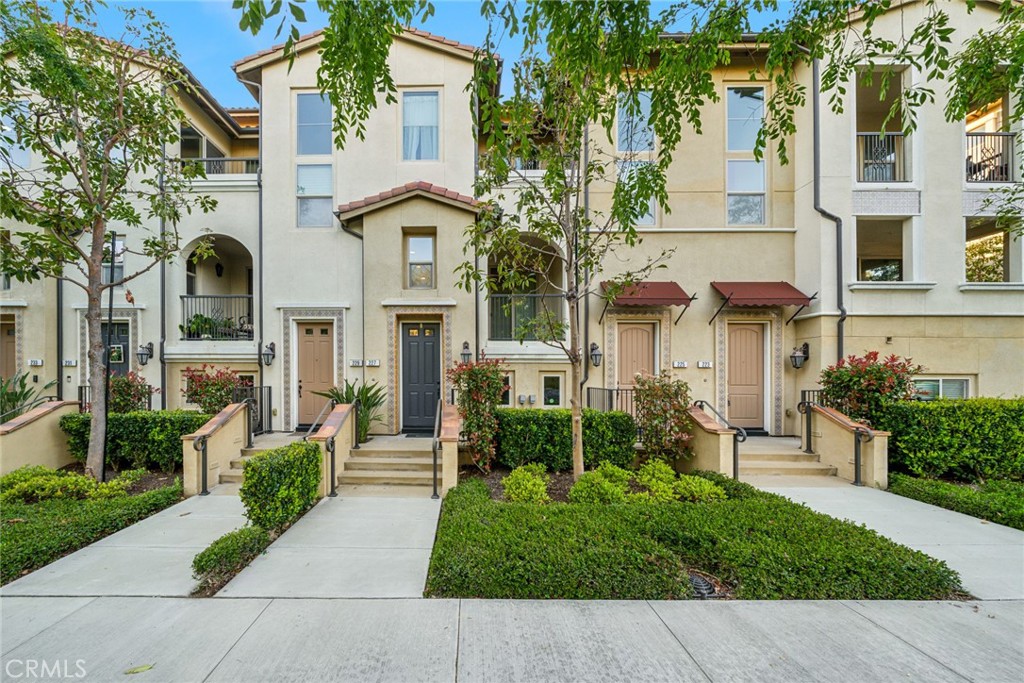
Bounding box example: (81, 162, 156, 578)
(93, 1, 785, 108)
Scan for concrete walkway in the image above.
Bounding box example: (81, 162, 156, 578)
(758, 481, 1024, 600)
(0, 488, 246, 598)
(218, 495, 441, 598)
(2, 596, 1020, 681)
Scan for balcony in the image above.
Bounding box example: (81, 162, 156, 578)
(180, 295, 254, 341)
(857, 133, 908, 182)
(181, 157, 259, 175)
(488, 293, 564, 341)
(966, 132, 1016, 183)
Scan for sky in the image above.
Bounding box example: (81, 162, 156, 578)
(91, 1, 786, 109)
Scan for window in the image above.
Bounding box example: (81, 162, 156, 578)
(617, 91, 654, 152)
(727, 87, 764, 152)
(405, 231, 435, 288)
(966, 218, 1021, 282)
(542, 375, 562, 407)
(915, 378, 969, 401)
(617, 160, 656, 226)
(856, 219, 905, 282)
(855, 69, 910, 182)
(296, 164, 333, 227)
(297, 93, 332, 156)
(180, 126, 203, 159)
(402, 91, 439, 161)
(1, 102, 30, 168)
(727, 160, 765, 225)
(185, 252, 197, 295)
(499, 373, 513, 407)
(102, 237, 125, 285)
(1, 274, 10, 290)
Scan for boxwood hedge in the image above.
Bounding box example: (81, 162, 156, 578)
(60, 410, 212, 472)
(495, 408, 636, 471)
(889, 473, 1024, 531)
(240, 441, 321, 531)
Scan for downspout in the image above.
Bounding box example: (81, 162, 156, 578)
(55, 280, 63, 399)
(335, 214, 365, 384)
(237, 77, 264, 390)
(158, 86, 168, 408)
(812, 57, 847, 362)
(581, 124, 591, 391)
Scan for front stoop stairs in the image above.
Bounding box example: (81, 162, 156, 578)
(738, 437, 837, 477)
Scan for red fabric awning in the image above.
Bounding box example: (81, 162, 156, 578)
(711, 281, 813, 307)
(602, 281, 694, 307)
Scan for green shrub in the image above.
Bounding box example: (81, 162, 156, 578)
(60, 410, 211, 472)
(0, 467, 148, 504)
(181, 365, 250, 415)
(91, 469, 147, 499)
(0, 465, 55, 492)
(818, 351, 921, 425)
(313, 379, 386, 443)
(636, 460, 676, 487)
(240, 441, 321, 531)
(501, 465, 550, 504)
(449, 358, 507, 471)
(0, 371, 57, 421)
(192, 525, 271, 589)
(691, 470, 769, 500)
(108, 372, 156, 413)
(594, 461, 632, 488)
(674, 475, 727, 503)
(568, 471, 627, 504)
(634, 372, 693, 463)
(495, 408, 636, 471)
(888, 474, 1024, 531)
(876, 398, 1024, 482)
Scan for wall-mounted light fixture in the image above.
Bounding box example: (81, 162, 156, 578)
(215, 263, 224, 278)
(261, 342, 276, 367)
(460, 341, 472, 364)
(790, 342, 810, 369)
(589, 342, 603, 368)
(136, 342, 154, 367)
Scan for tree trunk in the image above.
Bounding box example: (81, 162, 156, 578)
(84, 238, 108, 481)
(568, 297, 585, 479)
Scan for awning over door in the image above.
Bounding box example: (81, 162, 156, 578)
(600, 281, 696, 325)
(708, 281, 816, 325)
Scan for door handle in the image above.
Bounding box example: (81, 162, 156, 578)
(298, 381, 303, 398)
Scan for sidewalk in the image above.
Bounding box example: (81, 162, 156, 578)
(756, 481, 1024, 600)
(2, 597, 1020, 681)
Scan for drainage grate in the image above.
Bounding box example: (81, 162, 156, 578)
(688, 572, 718, 600)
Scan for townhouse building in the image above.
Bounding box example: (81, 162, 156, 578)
(2, 0, 1021, 438)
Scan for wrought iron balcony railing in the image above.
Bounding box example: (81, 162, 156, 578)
(488, 293, 564, 341)
(966, 132, 1017, 183)
(180, 295, 254, 341)
(179, 157, 259, 176)
(856, 132, 908, 182)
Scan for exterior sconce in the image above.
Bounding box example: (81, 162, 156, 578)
(790, 342, 809, 370)
(261, 342, 276, 367)
(460, 341, 472, 364)
(589, 342, 603, 367)
(136, 342, 154, 366)
(215, 263, 224, 277)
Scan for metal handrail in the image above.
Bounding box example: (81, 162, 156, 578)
(240, 397, 257, 449)
(0, 395, 60, 424)
(302, 399, 337, 442)
(798, 397, 874, 487)
(430, 397, 444, 500)
(692, 400, 747, 481)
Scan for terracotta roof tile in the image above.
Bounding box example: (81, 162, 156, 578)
(336, 182, 478, 216)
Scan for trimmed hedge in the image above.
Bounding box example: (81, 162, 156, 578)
(0, 466, 145, 504)
(240, 441, 321, 531)
(60, 410, 212, 472)
(889, 473, 1024, 531)
(876, 398, 1024, 482)
(192, 525, 272, 592)
(495, 408, 636, 471)
(1, 482, 182, 585)
(425, 475, 963, 600)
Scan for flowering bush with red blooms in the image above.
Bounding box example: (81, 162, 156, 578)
(819, 351, 922, 426)
(448, 356, 507, 472)
(108, 371, 158, 413)
(634, 372, 694, 465)
(181, 365, 252, 415)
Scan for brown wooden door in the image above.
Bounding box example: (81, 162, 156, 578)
(297, 322, 334, 425)
(727, 323, 764, 429)
(617, 323, 656, 387)
(0, 322, 15, 378)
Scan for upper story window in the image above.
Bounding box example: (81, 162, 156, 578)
(855, 70, 910, 183)
(965, 95, 1015, 183)
(726, 160, 765, 225)
(617, 160, 656, 226)
(405, 230, 435, 288)
(185, 253, 197, 295)
(102, 237, 125, 285)
(1, 102, 30, 169)
(297, 93, 332, 156)
(296, 164, 333, 227)
(727, 87, 764, 151)
(402, 91, 439, 161)
(617, 91, 654, 153)
(855, 218, 907, 282)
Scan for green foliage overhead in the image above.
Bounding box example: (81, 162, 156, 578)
(240, 441, 321, 531)
(889, 473, 1024, 532)
(60, 410, 212, 472)
(495, 408, 637, 471)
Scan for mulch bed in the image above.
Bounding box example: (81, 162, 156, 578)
(463, 466, 576, 503)
(59, 463, 182, 495)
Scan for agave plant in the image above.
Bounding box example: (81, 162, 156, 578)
(314, 379, 387, 443)
(0, 371, 58, 422)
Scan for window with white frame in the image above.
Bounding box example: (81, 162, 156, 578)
(101, 237, 125, 285)
(726, 86, 766, 225)
(297, 93, 332, 156)
(915, 378, 969, 401)
(402, 91, 439, 161)
(727, 160, 765, 225)
(499, 373, 513, 406)
(727, 86, 764, 152)
(542, 374, 562, 407)
(1, 102, 30, 169)
(617, 160, 656, 226)
(617, 91, 654, 152)
(296, 164, 333, 227)
(405, 230, 435, 288)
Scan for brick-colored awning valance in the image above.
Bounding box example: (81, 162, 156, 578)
(710, 281, 813, 307)
(601, 281, 694, 307)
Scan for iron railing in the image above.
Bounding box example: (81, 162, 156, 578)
(77, 385, 153, 413)
(797, 393, 870, 486)
(431, 397, 444, 500)
(180, 295, 254, 340)
(232, 385, 272, 436)
(302, 399, 337, 442)
(586, 387, 636, 417)
(692, 399, 747, 481)
(966, 132, 1016, 183)
(180, 157, 259, 175)
(856, 132, 908, 182)
(488, 293, 564, 341)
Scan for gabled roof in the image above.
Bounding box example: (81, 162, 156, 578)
(335, 181, 479, 222)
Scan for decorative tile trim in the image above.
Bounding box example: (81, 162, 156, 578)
(962, 190, 1002, 216)
(715, 309, 784, 435)
(852, 190, 921, 216)
(603, 309, 672, 388)
(281, 308, 345, 430)
(5, 308, 24, 375)
(77, 309, 140, 384)
(385, 307, 452, 433)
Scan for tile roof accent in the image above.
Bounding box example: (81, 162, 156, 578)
(336, 182, 479, 216)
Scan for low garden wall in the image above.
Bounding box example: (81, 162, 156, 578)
(181, 403, 248, 497)
(680, 406, 735, 478)
(804, 404, 888, 488)
(309, 403, 356, 498)
(0, 401, 78, 476)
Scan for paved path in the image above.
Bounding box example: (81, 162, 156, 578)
(759, 482, 1024, 600)
(0, 490, 246, 598)
(1, 597, 1020, 681)
(218, 496, 441, 598)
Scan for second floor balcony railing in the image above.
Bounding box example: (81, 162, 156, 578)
(966, 132, 1017, 183)
(489, 293, 564, 341)
(179, 157, 259, 176)
(857, 132, 908, 182)
(180, 294, 254, 341)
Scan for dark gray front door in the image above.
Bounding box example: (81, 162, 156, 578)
(402, 322, 440, 431)
(102, 322, 130, 376)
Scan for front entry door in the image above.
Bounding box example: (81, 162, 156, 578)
(0, 322, 15, 378)
(101, 322, 130, 376)
(617, 323, 656, 387)
(727, 323, 764, 429)
(402, 322, 440, 432)
(297, 322, 334, 426)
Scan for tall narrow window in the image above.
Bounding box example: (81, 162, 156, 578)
(542, 375, 562, 407)
(102, 237, 125, 285)
(402, 92, 439, 161)
(726, 160, 765, 225)
(297, 93, 332, 156)
(727, 87, 764, 151)
(406, 231, 435, 288)
(617, 160, 656, 226)
(185, 252, 197, 295)
(617, 91, 654, 152)
(179, 126, 203, 159)
(296, 164, 333, 227)
(1, 102, 30, 168)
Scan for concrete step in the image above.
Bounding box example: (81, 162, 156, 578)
(357, 437, 433, 453)
(230, 456, 254, 470)
(741, 452, 820, 463)
(219, 469, 245, 484)
(738, 461, 837, 476)
(345, 457, 438, 472)
(336, 470, 435, 487)
(239, 448, 267, 458)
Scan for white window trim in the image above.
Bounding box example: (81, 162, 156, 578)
(616, 91, 655, 154)
(540, 373, 563, 408)
(296, 92, 333, 157)
(400, 88, 442, 162)
(295, 164, 334, 229)
(914, 377, 971, 400)
(405, 230, 436, 289)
